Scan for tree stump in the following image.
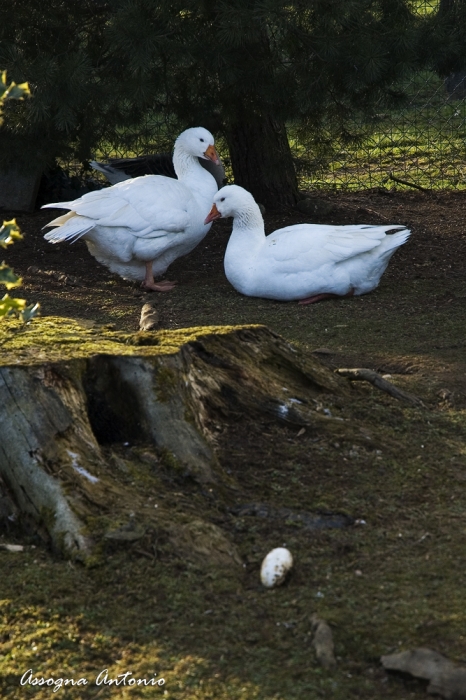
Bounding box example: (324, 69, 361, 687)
(0, 318, 347, 561)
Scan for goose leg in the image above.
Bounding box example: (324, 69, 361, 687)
(142, 262, 177, 292)
(298, 289, 355, 305)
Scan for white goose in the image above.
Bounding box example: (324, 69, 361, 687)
(43, 127, 220, 292)
(205, 185, 410, 303)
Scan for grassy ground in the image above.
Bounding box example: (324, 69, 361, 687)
(1, 189, 466, 699)
(293, 69, 466, 192)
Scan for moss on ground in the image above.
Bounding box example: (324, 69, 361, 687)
(1, 191, 466, 698)
(1, 333, 466, 699)
(0, 316, 256, 365)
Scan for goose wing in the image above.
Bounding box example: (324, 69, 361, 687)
(107, 154, 176, 179)
(266, 224, 402, 271)
(43, 176, 193, 240)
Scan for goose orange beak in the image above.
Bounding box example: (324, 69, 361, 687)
(204, 203, 222, 224)
(204, 144, 220, 165)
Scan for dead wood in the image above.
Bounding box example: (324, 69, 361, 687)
(388, 172, 430, 192)
(335, 368, 425, 407)
(139, 302, 159, 331)
(0, 321, 347, 560)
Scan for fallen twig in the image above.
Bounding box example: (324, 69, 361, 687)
(388, 172, 430, 192)
(335, 368, 426, 407)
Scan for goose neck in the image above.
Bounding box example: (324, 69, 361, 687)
(172, 146, 199, 180)
(232, 204, 265, 237)
(173, 145, 218, 214)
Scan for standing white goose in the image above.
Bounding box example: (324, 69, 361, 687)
(43, 127, 220, 292)
(205, 185, 410, 303)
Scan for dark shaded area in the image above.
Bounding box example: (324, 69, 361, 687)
(230, 503, 354, 530)
(84, 356, 148, 445)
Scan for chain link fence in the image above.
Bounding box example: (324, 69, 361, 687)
(295, 67, 466, 192)
(63, 0, 466, 194)
(295, 0, 466, 191)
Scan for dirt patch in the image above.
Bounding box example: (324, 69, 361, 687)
(1, 189, 466, 699)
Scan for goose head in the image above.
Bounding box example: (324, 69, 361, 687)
(175, 127, 220, 164)
(205, 185, 260, 224)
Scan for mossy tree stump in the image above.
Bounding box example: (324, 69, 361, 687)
(0, 318, 347, 561)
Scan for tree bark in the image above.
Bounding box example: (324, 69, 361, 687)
(0, 322, 345, 561)
(226, 115, 299, 210)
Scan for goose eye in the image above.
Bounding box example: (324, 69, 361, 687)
(220, 197, 225, 202)
(200, 138, 205, 142)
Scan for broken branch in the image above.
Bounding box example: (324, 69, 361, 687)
(388, 172, 430, 192)
(335, 368, 425, 408)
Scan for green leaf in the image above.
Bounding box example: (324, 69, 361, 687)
(0, 219, 23, 249)
(20, 302, 40, 322)
(0, 262, 22, 289)
(0, 71, 30, 100)
(6, 82, 30, 100)
(0, 69, 7, 97)
(0, 294, 27, 318)
(0, 71, 30, 126)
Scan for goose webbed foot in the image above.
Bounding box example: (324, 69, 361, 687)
(142, 262, 177, 292)
(298, 289, 355, 305)
(142, 279, 177, 292)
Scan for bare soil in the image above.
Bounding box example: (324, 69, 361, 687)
(1, 188, 466, 699)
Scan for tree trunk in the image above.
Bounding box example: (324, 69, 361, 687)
(0, 321, 346, 562)
(226, 115, 299, 210)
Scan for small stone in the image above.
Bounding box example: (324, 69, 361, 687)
(1, 544, 24, 552)
(311, 348, 334, 355)
(104, 523, 146, 542)
(310, 614, 336, 669)
(74, 318, 96, 329)
(381, 647, 466, 699)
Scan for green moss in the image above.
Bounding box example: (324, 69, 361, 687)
(0, 316, 260, 366)
(158, 447, 185, 475)
(38, 506, 56, 537)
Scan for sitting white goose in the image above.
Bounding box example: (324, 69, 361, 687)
(43, 127, 220, 292)
(205, 185, 410, 303)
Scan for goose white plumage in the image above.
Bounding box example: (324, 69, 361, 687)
(43, 127, 220, 292)
(205, 185, 410, 303)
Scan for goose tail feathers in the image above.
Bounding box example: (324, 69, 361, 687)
(43, 216, 95, 244)
(384, 227, 411, 253)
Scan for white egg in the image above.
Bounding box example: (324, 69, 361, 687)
(260, 547, 293, 588)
